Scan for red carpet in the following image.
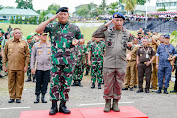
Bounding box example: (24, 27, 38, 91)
(20, 106, 148, 118)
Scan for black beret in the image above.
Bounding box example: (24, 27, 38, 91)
(56, 7, 69, 14)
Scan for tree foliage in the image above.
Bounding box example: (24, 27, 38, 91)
(24, 17, 28, 24)
(137, 0, 146, 5)
(15, 15, 19, 24)
(123, 0, 137, 14)
(19, 15, 22, 24)
(107, 2, 119, 15)
(157, 8, 167, 11)
(10, 16, 14, 24)
(16, 0, 33, 9)
(47, 4, 60, 14)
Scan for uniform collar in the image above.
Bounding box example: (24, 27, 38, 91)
(162, 43, 170, 46)
(12, 38, 22, 42)
(58, 21, 69, 26)
(39, 41, 48, 45)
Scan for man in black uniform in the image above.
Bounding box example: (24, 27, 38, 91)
(136, 38, 155, 93)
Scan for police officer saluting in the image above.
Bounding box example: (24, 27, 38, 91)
(93, 12, 132, 112)
(36, 7, 84, 115)
(136, 38, 155, 93)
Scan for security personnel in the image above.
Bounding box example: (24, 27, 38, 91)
(72, 44, 87, 87)
(122, 37, 138, 91)
(88, 37, 105, 89)
(26, 35, 36, 82)
(93, 12, 132, 112)
(36, 7, 84, 115)
(136, 38, 155, 93)
(7, 25, 13, 33)
(150, 35, 159, 92)
(84, 40, 92, 76)
(156, 34, 177, 94)
(3, 28, 30, 103)
(0, 29, 5, 78)
(31, 33, 51, 103)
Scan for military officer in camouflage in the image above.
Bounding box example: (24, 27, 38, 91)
(0, 29, 5, 78)
(26, 35, 36, 82)
(93, 12, 132, 112)
(72, 44, 87, 87)
(36, 7, 84, 115)
(88, 37, 105, 89)
(84, 40, 93, 76)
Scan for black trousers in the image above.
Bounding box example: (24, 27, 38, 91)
(138, 63, 152, 91)
(35, 70, 50, 95)
(174, 69, 177, 91)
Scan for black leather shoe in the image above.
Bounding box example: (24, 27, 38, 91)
(26, 78, 31, 82)
(136, 90, 143, 93)
(122, 88, 128, 90)
(130, 88, 133, 91)
(84, 72, 88, 76)
(59, 101, 71, 114)
(170, 90, 177, 93)
(8, 99, 14, 103)
(134, 85, 138, 88)
(98, 83, 101, 89)
(16, 99, 21, 103)
(49, 100, 58, 115)
(41, 94, 47, 103)
(34, 95, 40, 103)
(145, 90, 150, 93)
(91, 83, 95, 89)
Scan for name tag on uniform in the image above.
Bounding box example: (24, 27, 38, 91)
(146, 54, 149, 58)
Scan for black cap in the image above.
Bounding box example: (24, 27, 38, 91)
(56, 7, 69, 14)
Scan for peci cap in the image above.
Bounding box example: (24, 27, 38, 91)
(113, 12, 125, 20)
(56, 7, 69, 14)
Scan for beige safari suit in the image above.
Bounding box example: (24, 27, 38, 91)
(3, 38, 30, 99)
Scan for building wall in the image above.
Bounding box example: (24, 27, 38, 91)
(156, 0, 177, 11)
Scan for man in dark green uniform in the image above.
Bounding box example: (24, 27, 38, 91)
(26, 35, 36, 82)
(88, 37, 105, 89)
(72, 44, 87, 87)
(7, 25, 13, 33)
(36, 7, 85, 115)
(0, 29, 5, 78)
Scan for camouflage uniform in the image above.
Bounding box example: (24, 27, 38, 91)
(45, 22, 83, 101)
(27, 42, 35, 80)
(85, 40, 92, 75)
(73, 44, 87, 81)
(0, 36, 4, 73)
(88, 40, 105, 84)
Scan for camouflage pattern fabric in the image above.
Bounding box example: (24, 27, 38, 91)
(27, 42, 35, 78)
(85, 40, 92, 74)
(49, 64, 73, 101)
(0, 36, 4, 71)
(88, 41, 105, 84)
(73, 45, 87, 80)
(45, 22, 83, 101)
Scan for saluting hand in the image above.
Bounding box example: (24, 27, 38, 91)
(50, 13, 59, 22)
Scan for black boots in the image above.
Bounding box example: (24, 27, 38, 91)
(8, 99, 14, 103)
(98, 83, 101, 89)
(49, 100, 58, 115)
(91, 83, 95, 88)
(84, 71, 88, 76)
(164, 88, 168, 94)
(33, 77, 36, 82)
(26, 77, 31, 82)
(78, 80, 83, 87)
(41, 94, 47, 103)
(71, 80, 83, 87)
(156, 87, 162, 94)
(59, 101, 71, 114)
(71, 80, 77, 86)
(34, 95, 40, 103)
